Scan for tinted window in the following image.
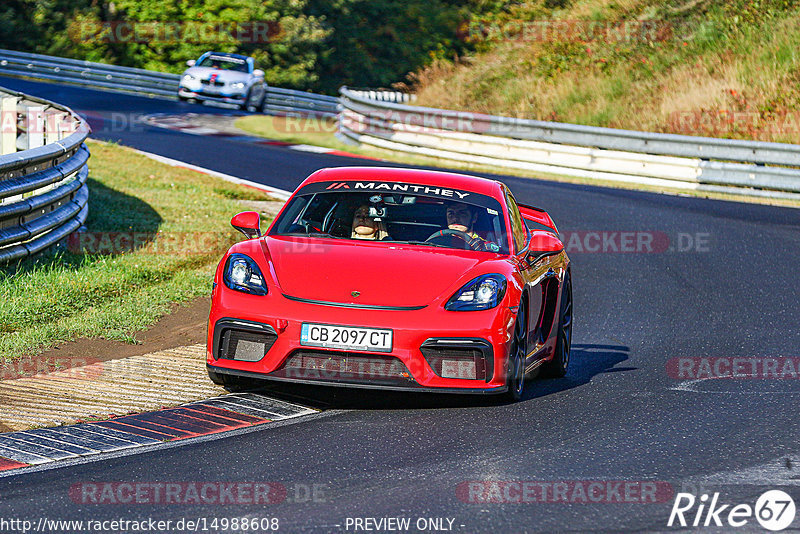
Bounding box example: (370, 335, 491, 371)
(272, 183, 510, 254)
(505, 192, 528, 253)
(197, 55, 249, 73)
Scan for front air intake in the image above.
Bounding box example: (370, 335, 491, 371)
(420, 339, 494, 381)
(219, 329, 277, 362)
(212, 319, 279, 362)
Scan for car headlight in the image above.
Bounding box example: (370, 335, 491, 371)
(230, 82, 245, 89)
(182, 74, 195, 82)
(223, 253, 268, 296)
(445, 274, 507, 311)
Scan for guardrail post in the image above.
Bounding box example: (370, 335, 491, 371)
(1, 95, 17, 155)
(18, 104, 45, 151)
(45, 111, 67, 143)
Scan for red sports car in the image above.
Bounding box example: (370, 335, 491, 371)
(207, 167, 572, 400)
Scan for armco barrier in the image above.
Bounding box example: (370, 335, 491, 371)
(0, 49, 338, 116)
(339, 87, 800, 200)
(0, 86, 90, 263)
(5, 49, 799, 199)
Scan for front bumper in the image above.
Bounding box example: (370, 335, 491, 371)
(178, 87, 246, 104)
(207, 289, 516, 393)
(207, 364, 508, 395)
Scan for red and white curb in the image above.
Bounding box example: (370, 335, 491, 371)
(0, 393, 316, 471)
(144, 113, 381, 161)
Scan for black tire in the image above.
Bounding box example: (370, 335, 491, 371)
(240, 89, 253, 111)
(541, 271, 572, 378)
(502, 301, 527, 402)
(256, 93, 266, 113)
(178, 95, 189, 102)
(207, 367, 225, 385)
(207, 368, 257, 392)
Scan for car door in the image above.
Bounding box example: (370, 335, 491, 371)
(504, 190, 537, 360)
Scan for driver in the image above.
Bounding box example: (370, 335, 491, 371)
(444, 202, 488, 250)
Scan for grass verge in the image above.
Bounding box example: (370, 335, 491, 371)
(235, 115, 800, 209)
(412, 1, 800, 144)
(0, 140, 278, 362)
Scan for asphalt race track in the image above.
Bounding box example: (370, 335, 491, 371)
(1, 76, 799, 533)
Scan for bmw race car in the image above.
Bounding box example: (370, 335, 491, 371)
(178, 52, 266, 111)
(207, 167, 572, 401)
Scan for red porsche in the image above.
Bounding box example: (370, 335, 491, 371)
(207, 167, 572, 401)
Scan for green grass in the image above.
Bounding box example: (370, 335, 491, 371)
(0, 140, 277, 361)
(412, 0, 800, 143)
(236, 115, 343, 148)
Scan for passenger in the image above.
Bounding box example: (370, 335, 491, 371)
(351, 204, 389, 240)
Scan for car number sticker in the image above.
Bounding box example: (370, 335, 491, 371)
(300, 323, 393, 353)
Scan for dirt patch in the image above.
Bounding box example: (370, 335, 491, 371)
(1, 297, 210, 381)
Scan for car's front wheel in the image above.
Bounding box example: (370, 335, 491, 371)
(240, 89, 254, 111)
(541, 270, 572, 378)
(503, 301, 527, 402)
(207, 368, 257, 392)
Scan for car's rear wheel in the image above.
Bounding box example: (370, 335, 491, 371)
(541, 271, 572, 378)
(503, 301, 527, 401)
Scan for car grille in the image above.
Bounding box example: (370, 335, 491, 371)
(201, 79, 225, 87)
(218, 329, 277, 362)
(272, 350, 415, 385)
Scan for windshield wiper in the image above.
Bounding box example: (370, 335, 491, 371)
(306, 232, 346, 239)
(397, 240, 449, 248)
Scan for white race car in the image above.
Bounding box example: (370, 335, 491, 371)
(178, 52, 266, 111)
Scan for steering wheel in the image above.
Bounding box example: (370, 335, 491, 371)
(425, 229, 487, 251)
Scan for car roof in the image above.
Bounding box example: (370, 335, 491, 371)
(303, 167, 505, 199)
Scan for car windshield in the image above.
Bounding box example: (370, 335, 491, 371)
(196, 55, 249, 73)
(271, 182, 510, 254)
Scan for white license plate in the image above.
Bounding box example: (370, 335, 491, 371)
(300, 323, 392, 353)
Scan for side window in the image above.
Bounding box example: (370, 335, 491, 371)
(505, 192, 528, 253)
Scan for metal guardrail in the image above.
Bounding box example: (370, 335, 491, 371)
(0, 49, 339, 116)
(263, 86, 338, 117)
(339, 87, 800, 200)
(0, 86, 90, 263)
(0, 49, 179, 97)
(346, 89, 416, 104)
(5, 49, 798, 199)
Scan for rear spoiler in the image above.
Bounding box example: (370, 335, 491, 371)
(518, 204, 559, 235)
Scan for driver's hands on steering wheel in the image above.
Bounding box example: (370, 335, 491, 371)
(425, 229, 487, 251)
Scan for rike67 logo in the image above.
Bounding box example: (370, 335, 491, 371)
(668, 490, 796, 531)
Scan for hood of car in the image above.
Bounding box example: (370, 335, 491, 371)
(264, 236, 497, 308)
(182, 67, 250, 83)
